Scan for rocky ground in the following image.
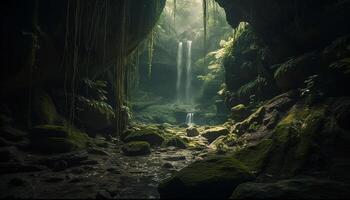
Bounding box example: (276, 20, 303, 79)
(0, 124, 221, 199)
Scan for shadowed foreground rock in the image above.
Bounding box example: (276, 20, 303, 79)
(158, 156, 254, 199)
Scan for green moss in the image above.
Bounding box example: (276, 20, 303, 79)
(123, 126, 165, 146)
(234, 139, 273, 173)
(30, 125, 89, 154)
(235, 106, 265, 134)
(31, 92, 61, 125)
(122, 141, 151, 156)
(163, 137, 188, 149)
(265, 105, 327, 176)
(158, 155, 255, 199)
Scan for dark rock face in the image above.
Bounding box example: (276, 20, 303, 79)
(231, 178, 350, 199)
(0, 0, 166, 92)
(216, 0, 350, 59)
(158, 156, 255, 199)
(122, 141, 151, 156)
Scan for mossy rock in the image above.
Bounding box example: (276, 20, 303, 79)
(29, 125, 89, 154)
(231, 104, 250, 122)
(30, 125, 69, 138)
(234, 139, 273, 173)
(122, 141, 151, 156)
(158, 156, 255, 199)
(31, 92, 63, 126)
(235, 106, 266, 135)
(123, 127, 165, 146)
(231, 178, 350, 199)
(76, 98, 116, 132)
(0, 127, 27, 142)
(186, 127, 200, 137)
(201, 127, 230, 143)
(164, 137, 188, 149)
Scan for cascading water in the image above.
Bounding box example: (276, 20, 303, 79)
(176, 42, 183, 103)
(185, 40, 193, 104)
(186, 112, 194, 127)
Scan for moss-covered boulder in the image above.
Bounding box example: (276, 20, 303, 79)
(29, 125, 89, 154)
(158, 156, 255, 199)
(31, 91, 63, 126)
(234, 139, 273, 174)
(186, 127, 200, 137)
(30, 125, 69, 138)
(164, 137, 188, 149)
(123, 127, 165, 146)
(231, 178, 350, 199)
(234, 107, 266, 135)
(76, 97, 116, 132)
(231, 104, 250, 122)
(122, 141, 151, 156)
(201, 127, 230, 143)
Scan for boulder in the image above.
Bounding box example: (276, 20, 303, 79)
(31, 91, 63, 126)
(158, 156, 255, 199)
(231, 178, 350, 199)
(29, 125, 89, 154)
(201, 127, 230, 143)
(76, 97, 116, 132)
(164, 137, 188, 149)
(231, 104, 250, 122)
(123, 127, 165, 146)
(186, 127, 200, 137)
(0, 146, 22, 163)
(122, 141, 151, 156)
(0, 127, 27, 141)
(30, 125, 69, 138)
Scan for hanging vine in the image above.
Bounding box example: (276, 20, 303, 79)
(27, 0, 40, 128)
(173, 0, 177, 22)
(203, 0, 208, 57)
(148, 29, 155, 79)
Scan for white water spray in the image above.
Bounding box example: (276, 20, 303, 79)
(176, 42, 183, 103)
(186, 112, 194, 127)
(185, 40, 193, 104)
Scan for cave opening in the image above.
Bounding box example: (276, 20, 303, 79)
(1, 0, 350, 199)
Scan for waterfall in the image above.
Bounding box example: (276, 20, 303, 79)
(185, 40, 192, 104)
(186, 113, 194, 127)
(176, 42, 183, 103)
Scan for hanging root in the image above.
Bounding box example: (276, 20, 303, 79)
(203, 0, 208, 58)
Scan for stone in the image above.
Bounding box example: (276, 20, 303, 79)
(163, 163, 174, 169)
(122, 141, 151, 156)
(37, 150, 89, 169)
(163, 156, 186, 161)
(8, 177, 27, 187)
(231, 178, 350, 199)
(0, 127, 27, 142)
(201, 127, 230, 143)
(123, 128, 165, 146)
(0, 146, 22, 163)
(76, 97, 116, 132)
(31, 91, 63, 126)
(158, 156, 255, 199)
(186, 127, 200, 137)
(30, 125, 69, 138)
(96, 190, 113, 199)
(0, 163, 46, 174)
(164, 137, 187, 149)
(231, 104, 250, 122)
(53, 160, 68, 172)
(87, 148, 110, 156)
(29, 125, 89, 154)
